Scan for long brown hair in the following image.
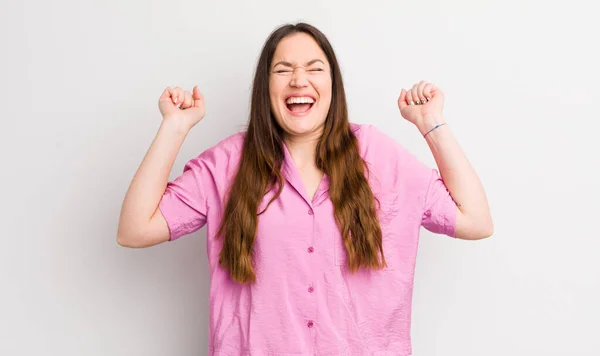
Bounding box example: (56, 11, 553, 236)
(217, 23, 387, 283)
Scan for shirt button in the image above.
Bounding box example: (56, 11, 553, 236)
(307, 246, 314, 253)
(308, 286, 314, 293)
(308, 209, 313, 215)
(307, 320, 314, 328)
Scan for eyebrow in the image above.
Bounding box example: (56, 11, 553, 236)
(272, 59, 325, 68)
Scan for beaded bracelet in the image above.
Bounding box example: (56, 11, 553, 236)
(423, 122, 446, 137)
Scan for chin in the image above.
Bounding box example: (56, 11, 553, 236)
(279, 113, 325, 138)
(285, 123, 320, 137)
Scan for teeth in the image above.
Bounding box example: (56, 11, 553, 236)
(286, 96, 315, 104)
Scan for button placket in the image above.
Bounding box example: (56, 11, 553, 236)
(306, 203, 317, 333)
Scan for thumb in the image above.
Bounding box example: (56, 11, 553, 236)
(192, 86, 204, 107)
(397, 89, 408, 111)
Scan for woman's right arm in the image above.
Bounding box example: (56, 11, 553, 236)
(117, 86, 205, 248)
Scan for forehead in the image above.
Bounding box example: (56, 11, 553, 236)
(272, 32, 328, 65)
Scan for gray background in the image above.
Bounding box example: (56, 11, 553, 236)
(1, 0, 598, 355)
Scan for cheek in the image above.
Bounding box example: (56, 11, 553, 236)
(268, 79, 278, 99)
(314, 78, 332, 101)
(268, 89, 280, 112)
(268, 91, 277, 109)
(317, 86, 333, 111)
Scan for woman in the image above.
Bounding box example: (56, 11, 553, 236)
(118, 23, 493, 355)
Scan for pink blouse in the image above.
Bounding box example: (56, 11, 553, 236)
(159, 123, 457, 355)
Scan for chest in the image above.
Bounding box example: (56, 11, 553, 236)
(298, 166, 324, 201)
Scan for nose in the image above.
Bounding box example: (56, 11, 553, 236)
(290, 67, 309, 88)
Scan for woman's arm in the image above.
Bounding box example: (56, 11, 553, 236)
(117, 120, 187, 247)
(419, 119, 493, 240)
(117, 86, 206, 247)
(399, 81, 493, 240)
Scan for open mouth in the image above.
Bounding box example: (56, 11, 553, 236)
(285, 96, 315, 116)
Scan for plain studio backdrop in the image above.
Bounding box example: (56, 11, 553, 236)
(1, 0, 598, 355)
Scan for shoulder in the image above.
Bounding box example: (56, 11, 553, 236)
(350, 123, 412, 164)
(350, 122, 432, 193)
(186, 130, 246, 174)
(351, 122, 398, 148)
(206, 130, 246, 157)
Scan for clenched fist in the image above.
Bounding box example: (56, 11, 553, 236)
(398, 80, 445, 136)
(158, 85, 205, 133)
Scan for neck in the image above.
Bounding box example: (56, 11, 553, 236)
(284, 131, 321, 170)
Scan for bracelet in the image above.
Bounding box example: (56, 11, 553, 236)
(423, 122, 446, 137)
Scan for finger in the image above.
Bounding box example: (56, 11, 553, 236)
(405, 87, 415, 105)
(173, 87, 183, 106)
(417, 81, 428, 103)
(398, 89, 408, 110)
(182, 91, 193, 109)
(411, 84, 420, 105)
(423, 83, 434, 100)
(429, 83, 441, 98)
(192, 86, 204, 107)
(159, 87, 174, 102)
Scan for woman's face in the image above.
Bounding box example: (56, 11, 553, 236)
(269, 32, 332, 141)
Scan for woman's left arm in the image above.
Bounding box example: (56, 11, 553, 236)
(399, 81, 494, 240)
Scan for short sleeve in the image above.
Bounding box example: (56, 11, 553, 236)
(421, 168, 457, 237)
(158, 157, 209, 241)
(357, 123, 457, 238)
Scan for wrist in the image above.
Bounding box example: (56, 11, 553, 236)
(417, 115, 445, 136)
(160, 118, 191, 137)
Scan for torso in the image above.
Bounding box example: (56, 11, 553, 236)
(159, 123, 457, 354)
(298, 165, 324, 201)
